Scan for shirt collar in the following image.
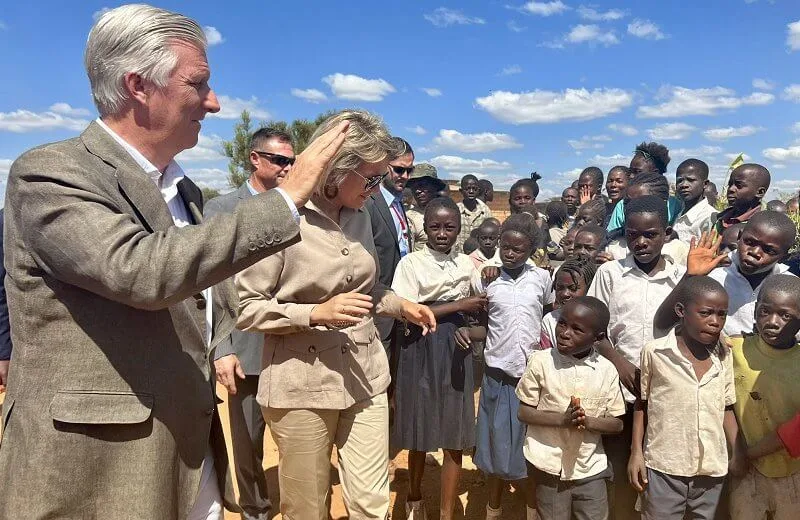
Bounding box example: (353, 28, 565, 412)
(552, 345, 601, 369)
(718, 205, 761, 228)
(679, 198, 713, 223)
(380, 184, 401, 207)
(245, 179, 260, 196)
(728, 252, 790, 280)
(620, 254, 681, 281)
(95, 118, 184, 191)
(653, 326, 724, 373)
(423, 243, 459, 264)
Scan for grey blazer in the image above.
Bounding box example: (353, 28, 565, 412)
(0, 122, 300, 519)
(204, 183, 264, 375)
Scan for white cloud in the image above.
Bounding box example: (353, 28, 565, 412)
(323, 73, 396, 102)
(763, 145, 800, 162)
(703, 125, 764, 141)
(185, 168, 231, 192)
(0, 109, 89, 133)
(792, 122, 800, 134)
(92, 7, 111, 21)
(771, 164, 787, 169)
(421, 88, 442, 97)
(567, 134, 612, 150)
(427, 155, 513, 173)
(588, 153, 629, 167)
(782, 84, 800, 103)
(752, 78, 776, 91)
(407, 126, 427, 136)
(211, 95, 270, 120)
(291, 88, 327, 104)
(507, 20, 527, 32)
(432, 129, 523, 153)
(424, 7, 485, 27)
(0, 158, 11, 175)
(565, 24, 619, 46)
(48, 102, 92, 117)
(578, 6, 626, 21)
(476, 87, 633, 124)
(500, 65, 523, 76)
(637, 86, 775, 118)
(554, 167, 584, 180)
(725, 153, 752, 162)
(608, 123, 638, 136)
(627, 19, 666, 40)
(202, 26, 224, 46)
(788, 20, 800, 52)
(176, 134, 226, 163)
(647, 122, 696, 140)
(670, 146, 723, 161)
(519, 1, 570, 16)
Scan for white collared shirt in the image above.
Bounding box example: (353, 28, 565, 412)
(588, 255, 686, 401)
(391, 245, 480, 303)
(673, 198, 718, 244)
(708, 254, 794, 337)
(479, 264, 555, 378)
(540, 309, 561, 350)
(641, 328, 735, 477)
(380, 185, 410, 257)
(516, 348, 626, 481)
(606, 238, 690, 266)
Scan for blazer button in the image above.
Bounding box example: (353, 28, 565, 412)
(273, 232, 282, 243)
(257, 239, 267, 248)
(196, 299, 207, 310)
(248, 242, 257, 252)
(341, 248, 349, 256)
(308, 345, 317, 353)
(346, 275, 353, 283)
(205, 408, 214, 416)
(341, 346, 348, 354)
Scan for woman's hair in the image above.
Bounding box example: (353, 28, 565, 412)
(578, 198, 607, 224)
(423, 197, 460, 227)
(554, 254, 597, 292)
(624, 194, 669, 227)
(501, 212, 541, 249)
(629, 172, 670, 201)
(608, 165, 631, 178)
(86, 5, 207, 117)
(546, 201, 568, 228)
(509, 177, 540, 199)
(309, 109, 403, 197)
(634, 142, 671, 174)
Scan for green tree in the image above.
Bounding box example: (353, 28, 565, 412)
(222, 110, 338, 189)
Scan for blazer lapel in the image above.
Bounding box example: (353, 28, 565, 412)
(374, 194, 400, 253)
(177, 178, 204, 225)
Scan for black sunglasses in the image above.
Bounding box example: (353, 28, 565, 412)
(254, 151, 296, 167)
(390, 165, 415, 176)
(351, 170, 388, 191)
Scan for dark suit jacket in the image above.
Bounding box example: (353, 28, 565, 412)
(204, 183, 265, 375)
(0, 122, 301, 518)
(364, 191, 410, 341)
(0, 209, 10, 362)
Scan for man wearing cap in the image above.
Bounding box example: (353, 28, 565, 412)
(406, 163, 446, 252)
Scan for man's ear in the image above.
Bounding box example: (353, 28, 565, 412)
(756, 185, 768, 199)
(664, 226, 674, 239)
(675, 301, 686, 319)
(249, 151, 259, 171)
(122, 72, 148, 106)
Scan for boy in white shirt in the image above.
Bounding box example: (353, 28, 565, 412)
(673, 159, 717, 243)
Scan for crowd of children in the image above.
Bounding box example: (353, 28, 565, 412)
(389, 141, 800, 520)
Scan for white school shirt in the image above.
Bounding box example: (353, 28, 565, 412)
(708, 254, 794, 337)
(391, 246, 481, 303)
(587, 255, 685, 401)
(672, 198, 717, 244)
(606, 238, 690, 266)
(478, 265, 555, 378)
(540, 309, 561, 350)
(516, 348, 626, 480)
(641, 328, 735, 477)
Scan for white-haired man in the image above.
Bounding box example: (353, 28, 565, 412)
(0, 4, 347, 519)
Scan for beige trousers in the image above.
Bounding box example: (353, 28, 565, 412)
(263, 392, 389, 520)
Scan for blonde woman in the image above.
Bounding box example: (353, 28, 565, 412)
(235, 110, 436, 520)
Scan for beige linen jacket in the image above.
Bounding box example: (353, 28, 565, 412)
(0, 122, 300, 519)
(236, 200, 404, 410)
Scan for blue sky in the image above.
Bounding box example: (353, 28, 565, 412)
(1, 1, 799, 206)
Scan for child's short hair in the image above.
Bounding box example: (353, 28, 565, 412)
(546, 201, 569, 228)
(424, 197, 460, 225)
(634, 142, 671, 174)
(501, 212, 541, 248)
(477, 218, 500, 232)
(729, 164, 771, 190)
(555, 255, 598, 291)
(745, 210, 797, 253)
(463, 237, 480, 255)
(509, 178, 540, 199)
(576, 224, 607, 243)
(629, 172, 670, 201)
(460, 174, 479, 186)
(624, 195, 669, 227)
(676, 158, 709, 180)
(578, 198, 607, 224)
(758, 273, 800, 303)
(580, 166, 604, 186)
(568, 296, 610, 335)
(766, 200, 788, 213)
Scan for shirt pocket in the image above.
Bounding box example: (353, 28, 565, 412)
(580, 397, 607, 418)
(348, 320, 387, 383)
(278, 337, 343, 393)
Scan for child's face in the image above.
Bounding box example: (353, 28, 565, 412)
(578, 174, 599, 198)
(726, 170, 765, 210)
(606, 170, 628, 203)
(499, 230, 533, 270)
(424, 207, 460, 253)
(574, 207, 600, 228)
(676, 291, 728, 346)
(562, 188, 579, 213)
(477, 224, 500, 255)
(556, 303, 599, 357)
(676, 166, 707, 204)
(756, 290, 800, 348)
(624, 212, 667, 266)
(509, 186, 535, 214)
(554, 271, 588, 308)
(573, 231, 602, 259)
(561, 228, 578, 256)
(736, 221, 791, 275)
(460, 178, 480, 201)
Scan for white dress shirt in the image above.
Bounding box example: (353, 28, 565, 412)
(380, 185, 410, 257)
(672, 198, 717, 244)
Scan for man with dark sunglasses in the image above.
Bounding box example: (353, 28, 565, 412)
(202, 126, 295, 520)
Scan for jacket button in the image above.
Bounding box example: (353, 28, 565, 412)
(308, 345, 317, 353)
(257, 239, 267, 248)
(346, 275, 352, 283)
(196, 299, 206, 310)
(341, 248, 349, 256)
(341, 346, 348, 354)
(205, 408, 214, 416)
(273, 232, 282, 243)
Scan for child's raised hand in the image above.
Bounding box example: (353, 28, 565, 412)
(579, 186, 592, 204)
(627, 451, 648, 492)
(687, 231, 728, 276)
